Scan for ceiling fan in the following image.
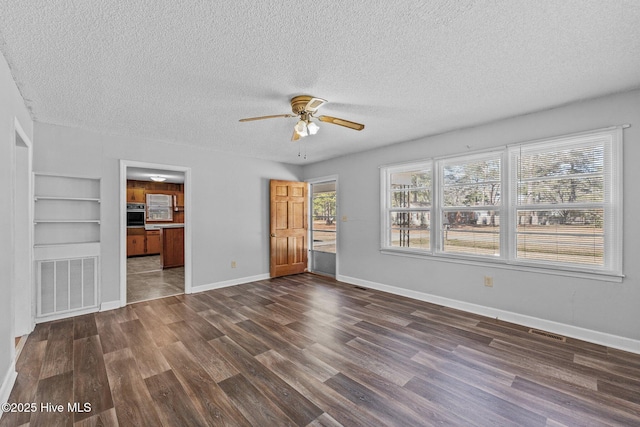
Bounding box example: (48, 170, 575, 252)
(239, 95, 365, 141)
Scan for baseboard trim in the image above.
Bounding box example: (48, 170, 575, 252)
(100, 301, 122, 312)
(338, 274, 640, 355)
(0, 363, 17, 407)
(191, 273, 271, 294)
(35, 306, 99, 324)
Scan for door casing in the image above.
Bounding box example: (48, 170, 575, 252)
(308, 176, 338, 278)
(119, 160, 192, 307)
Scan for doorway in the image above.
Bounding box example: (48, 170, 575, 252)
(120, 161, 191, 306)
(309, 178, 337, 277)
(13, 119, 33, 337)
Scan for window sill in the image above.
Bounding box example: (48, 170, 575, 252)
(379, 248, 624, 283)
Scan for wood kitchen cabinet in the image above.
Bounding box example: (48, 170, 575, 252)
(127, 235, 146, 256)
(160, 227, 184, 268)
(175, 193, 185, 209)
(127, 229, 161, 256)
(145, 230, 161, 254)
(126, 187, 145, 203)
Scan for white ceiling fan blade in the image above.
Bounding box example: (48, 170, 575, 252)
(304, 97, 327, 113)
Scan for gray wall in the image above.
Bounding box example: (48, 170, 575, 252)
(0, 52, 33, 398)
(304, 90, 640, 345)
(33, 123, 302, 303)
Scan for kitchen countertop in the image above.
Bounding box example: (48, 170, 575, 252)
(145, 223, 184, 230)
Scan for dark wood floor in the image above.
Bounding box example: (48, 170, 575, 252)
(3, 274, 640, 426)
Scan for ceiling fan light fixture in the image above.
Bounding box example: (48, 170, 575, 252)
(294, 119, 308, 137)
(150, 175, 167, 182)
(307, 120, 319, 135)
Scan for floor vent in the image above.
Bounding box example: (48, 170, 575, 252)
(354, 286, 367, 291)
(528, 328, 567, 342)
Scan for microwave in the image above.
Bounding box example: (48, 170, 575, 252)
(127, 203, 145, 227)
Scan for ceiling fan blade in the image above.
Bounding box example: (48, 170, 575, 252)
(291, 129, 300, 141)
(317, 115, 365, 131)
(304, 97, 327, 113)
(239, 114, 295, 122)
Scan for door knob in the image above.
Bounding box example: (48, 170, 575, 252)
(270, 233, 276, 237)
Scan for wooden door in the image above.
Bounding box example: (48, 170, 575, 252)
(270, 180, 308, 277)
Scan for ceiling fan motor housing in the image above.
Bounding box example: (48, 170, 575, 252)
(290, 95, 315, 114)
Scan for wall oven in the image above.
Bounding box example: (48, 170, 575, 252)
(127, 203, 145, 227)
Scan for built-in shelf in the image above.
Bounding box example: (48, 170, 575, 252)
(33, 173, 101, 321)
(35, 196, 101, 202)
(34, 174, 101, 246)
(35, 220, 101, 224)
(34, 241, 101, 248)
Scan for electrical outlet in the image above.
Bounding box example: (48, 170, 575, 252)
(484, 276, 493, 287)
(342, 215, 348, 222)
(231, 261, 237, 268)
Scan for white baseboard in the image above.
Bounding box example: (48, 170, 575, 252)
(35, 306, 99, 324)
(338, 274, 640, 355)
(100, 300, 122, 312)
(0, 363, 17, 407)
(191, 273, 271, 294)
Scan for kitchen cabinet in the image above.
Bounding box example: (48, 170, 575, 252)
(175, 193, 185, 209)
(127, 235, 146, 256)
(126, 187, 145, 203)
(160, 227, 184, 268)
(145, 230, 161, 254)
(127, 229, 161, 256)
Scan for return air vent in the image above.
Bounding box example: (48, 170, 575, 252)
(37, 257, 98, 318)
(528, 328, 566, 342)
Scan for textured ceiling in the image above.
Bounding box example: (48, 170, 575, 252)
(1, 1, 639, 165)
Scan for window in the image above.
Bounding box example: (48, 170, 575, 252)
(440, 153, 502, 257)
(381, 127, 623, 277)
(509, 129, 621, 273)
(381, 162, 432, 252)
(146, 193, 173, 221)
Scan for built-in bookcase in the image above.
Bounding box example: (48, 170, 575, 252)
(34, 173, 101, 321)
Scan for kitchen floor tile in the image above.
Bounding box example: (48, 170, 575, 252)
(127, 256, 184, 303)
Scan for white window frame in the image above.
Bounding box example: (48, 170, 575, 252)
(380, 160, 434, 255)
(506, 127, 623, 276)
(435, 150, 504, 260)
(380, 126, 624, 280)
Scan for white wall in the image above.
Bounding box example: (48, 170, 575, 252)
(304, 90, 640, 350)
(0, 52, 33, 403)
(33, 123, 302, 303)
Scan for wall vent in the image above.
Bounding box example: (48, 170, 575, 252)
(528, 328, 566, 342)
(37, 257, 98, 318)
